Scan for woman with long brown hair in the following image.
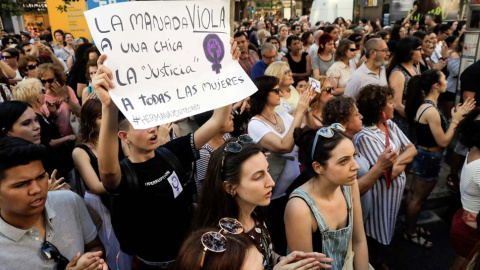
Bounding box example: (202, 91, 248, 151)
(72, 99, 131, 269)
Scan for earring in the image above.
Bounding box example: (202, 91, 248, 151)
(231, 190, 236, 197)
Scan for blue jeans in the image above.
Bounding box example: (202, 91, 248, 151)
(412, 146, 443, 182)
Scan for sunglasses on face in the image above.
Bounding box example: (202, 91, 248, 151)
(2, 55, 13, 59)
(221, 135, 254, 175)
(311, 123, 346, 160)
(41, 78, 55, 85)
(200, 218, 244, 268)
(26, 64, 38, 71)
(284, 69, 292, 75)
(41, 241, 69, 270)
(349, 48, 357, 52)
(321, 86, 335, 94)
(270, 87, 280, 94)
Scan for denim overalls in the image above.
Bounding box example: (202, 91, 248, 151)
(290, 186, 352, 270)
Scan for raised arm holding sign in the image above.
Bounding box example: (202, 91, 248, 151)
(88, 1, 253, 265)
(84, 0, 256, 129)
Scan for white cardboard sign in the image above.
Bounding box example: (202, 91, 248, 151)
(309, 77, 321, 93)
(84, 1, 257, 129)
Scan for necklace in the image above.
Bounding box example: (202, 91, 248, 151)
(260, 113, 281, 132)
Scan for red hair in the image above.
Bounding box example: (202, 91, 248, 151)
(317, 33, 334, 54)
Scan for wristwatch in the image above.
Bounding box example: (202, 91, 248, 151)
(63, 96, 70, 103)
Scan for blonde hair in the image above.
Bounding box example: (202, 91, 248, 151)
(264, 61, 289, 83)
(256, 29, 271, 44)
(13, 78, 43, 106)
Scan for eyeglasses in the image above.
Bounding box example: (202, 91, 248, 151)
(311, 123, 346, 160)
(321, 86, 335, 94)
(41, 241, 70, 270)
(284, 69, 292, 75)
(374, 48, 389, 53)
(26, 64, 38, 71)
(349, 48, 357, 52)
(221, 135, 254, 175)
(41, 78, 55, 84)
(200, 218, 244, 268)
(2, 55, 13, 59)
(270, 87, 280, 94)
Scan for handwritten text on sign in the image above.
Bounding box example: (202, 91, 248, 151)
(84, 1, 257, 129)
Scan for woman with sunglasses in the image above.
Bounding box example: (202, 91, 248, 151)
(176, 225, 263, 270)
(309, 77, 334, 127)
(326, 39, 357, 96)
(387, 36, 422, 140)
(284, 124, 369, 270)
(404, 70, 474, 249)
(36, 63, 81, 137)
(354, 84, 416, 269)
(1, 48, 23, 84)
(193, 138, 331, 270)
(12, 79, 76, 180)
(23, 54, 39, 79)
(247, 75, 313, 255)
(264, 61, 299, 115)
(312, 33, 335, 80)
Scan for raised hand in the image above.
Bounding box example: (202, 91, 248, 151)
(92, 54, 115, 107)
(47, 169, 67, 191)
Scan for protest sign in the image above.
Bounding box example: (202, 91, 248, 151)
(309, 77, 321, 93)
(84, 0, 257, 129)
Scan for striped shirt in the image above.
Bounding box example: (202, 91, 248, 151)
(195, 133, 230, 195)
(353, 120, 411, 245)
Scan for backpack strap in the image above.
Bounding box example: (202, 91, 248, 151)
(155, 147, 189, 186)
(120, 158, 139, 192)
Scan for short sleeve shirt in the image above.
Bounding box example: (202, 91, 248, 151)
(0, 190, 97, 270)
(107, 134, 198, 262)
(344, 63, 388, 98)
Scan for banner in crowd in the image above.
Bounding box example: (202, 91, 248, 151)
(86, 0, 128, 11)
(45, 0, 90, 40)
(84, 0, 257, 129)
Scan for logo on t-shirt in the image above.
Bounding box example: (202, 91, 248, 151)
(167, 172, 183, 198)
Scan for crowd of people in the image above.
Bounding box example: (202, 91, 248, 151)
(1, 3, 480, 270)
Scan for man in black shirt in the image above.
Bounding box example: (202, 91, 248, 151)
(461, 59, 480, 103)
(93, 46, 239, 268)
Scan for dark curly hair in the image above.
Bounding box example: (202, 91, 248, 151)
(458, 108, 480, 149)
(322, 96, 356, 126)
(356, 84, 394, 126)
(294, 126, 350, 178)
(250, 76, 279, 116)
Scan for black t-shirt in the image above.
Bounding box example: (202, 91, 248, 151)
(461, 60, 480, 102)
(108, 134, 198, 262)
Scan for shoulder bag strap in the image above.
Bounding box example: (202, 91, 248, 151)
(155, 147, 189, 186)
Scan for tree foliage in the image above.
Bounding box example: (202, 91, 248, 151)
(1, 0, 47, 17)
